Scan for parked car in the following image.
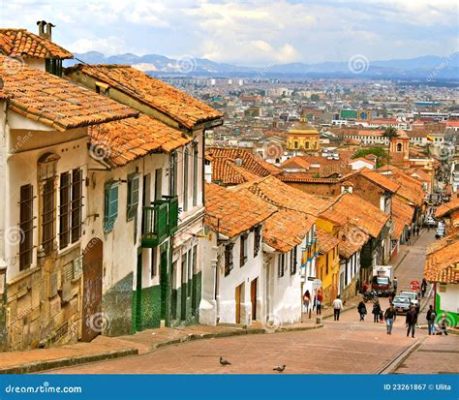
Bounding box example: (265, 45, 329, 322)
(436, 221, 445, 238)
(392, 296, 411, 314)
(371, 275, 392, 296)
(424, 216, 437, 227)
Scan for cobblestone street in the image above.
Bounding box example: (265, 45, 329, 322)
(44, 229, 459, 375)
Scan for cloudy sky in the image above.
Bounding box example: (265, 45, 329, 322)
(1, 0, 458, 66)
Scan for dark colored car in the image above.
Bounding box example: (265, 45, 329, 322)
(371, 276, 392, 296)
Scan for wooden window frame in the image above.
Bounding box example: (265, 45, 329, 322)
(240, 233, 248, 267)
(104, 182, 119, 233)
(19, 184, 34, 270)
(278, 253, 285, 278)
(290, 246, 298, 275)
(71, 168, 83, 243)
(41, 177, 55, 255)
(224, 243, 234, 276)
(253, 226, 261, 257)
(127, 173, 140, 221)
(59, 172, 71, 249)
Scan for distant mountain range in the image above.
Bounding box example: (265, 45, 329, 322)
(69, 51, 459, 81)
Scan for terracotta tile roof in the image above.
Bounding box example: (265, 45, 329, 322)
(236, 175, 332, 217)
(204, 183, 276, 239)
(320, 193, 389, 239)
(424, 234, 459, 283)
(0, 55, 138, 131)
(391, 197, 415, 239)
(317, 227, 339, 253)
(206, 147, 281, 176)
(66, 64, 222, 130)
(0, 29, 73, 59)
(278, 173, 339, 184)
(281, 156, 311, 170)
(89, 114, 190, 167)
(378, 165, 425, 206)
(211, 158, 260, 185)
(435, 196, 459, 219)
(358, 168, 400, 193)
(336, 224, 369, 259)
(263, 209, 314, 253)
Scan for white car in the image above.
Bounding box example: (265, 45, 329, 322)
(399, 291, 419, 307)
(424, 216, 437, 227)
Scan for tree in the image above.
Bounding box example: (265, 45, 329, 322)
(352, 146, 389, 168)
(383, 126, 398, 139)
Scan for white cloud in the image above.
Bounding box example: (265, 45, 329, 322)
(70, 36, 126, 55)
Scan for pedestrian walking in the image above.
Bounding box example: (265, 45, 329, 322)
(421, 278, 427, 298)
(372, 300, 381, 323)
(303, 290, 311, 318)
(315, 290, 323, 316)
(426, 305, 436, 335)
(438, 313, 449, 336)
(332, 295, 343, 321)
(358, 300, 367, 321)
(406, 305, 418, 338)
(393, 277, 398, 293)
(384, 305, 396, 335)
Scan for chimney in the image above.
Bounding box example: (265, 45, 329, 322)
(341, 181, 353, 194)
(36, 20, 55, 40)
(36, 20, 46, 37)
(46, 22, 55, 41)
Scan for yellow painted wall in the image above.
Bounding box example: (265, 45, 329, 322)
(287, 131, 320, 151)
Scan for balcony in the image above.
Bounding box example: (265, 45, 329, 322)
(141, 196, 179, 248)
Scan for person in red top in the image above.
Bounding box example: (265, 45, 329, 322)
(315, 289, 323, 315)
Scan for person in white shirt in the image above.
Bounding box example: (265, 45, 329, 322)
(333, 295, 343, 321)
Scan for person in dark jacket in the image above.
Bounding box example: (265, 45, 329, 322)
(372, 301, 381, 323)
(426, 305, 436, 335)
(358, 300, 367, 321)
(406, 305, 418, 338)
(421, 278, 428, 298)
(384, 305, 396, 334)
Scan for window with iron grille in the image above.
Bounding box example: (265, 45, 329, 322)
(59, 172, 71, 249)
(41, 178, 55, 255)
(19, 184, 34, 270)
(224, 244, 234, 276)
(278, 253, 285, 277)
(127, 174, 139, 221)
(290, 246, 298, 275)
(150, 247, 157, 278)
(253, 226, 261, 257)
(183, 147, 189, 212)
(71, 169, 83, 243)
(169, 151, 177, 196)
(192, 143, 199, 207)
(104, 182, 119, 233)
(240, 233, 248, 267)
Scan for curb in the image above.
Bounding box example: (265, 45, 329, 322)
(377, 337, 426, 375)
(152, 324, 324, 351)
(0, 348, 138, 375)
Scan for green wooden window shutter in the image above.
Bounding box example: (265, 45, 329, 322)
(104, 182, 119, 232)
(127, 174, 139, 221)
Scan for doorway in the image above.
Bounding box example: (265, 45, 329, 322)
(82, 239, 103, 341)
(235, 282, 244, 324)
(250, 278, 257, 321)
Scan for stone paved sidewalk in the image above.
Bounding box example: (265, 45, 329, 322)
(0, 319, 324, 373)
